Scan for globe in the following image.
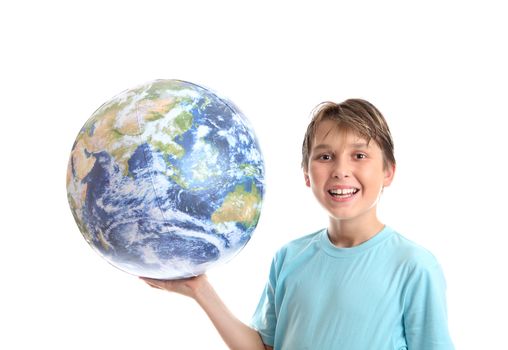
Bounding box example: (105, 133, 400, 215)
(66, 79, 265, 279)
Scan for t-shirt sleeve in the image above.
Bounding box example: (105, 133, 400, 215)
(250, 256, 278, 347)
(403, 258, 454, 350)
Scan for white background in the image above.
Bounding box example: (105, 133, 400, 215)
(1, 1, 507, 349)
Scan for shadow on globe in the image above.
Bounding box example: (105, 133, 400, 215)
(66, 79, 265, 279)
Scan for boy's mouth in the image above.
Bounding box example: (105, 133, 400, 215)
(328, 187, 360, 199)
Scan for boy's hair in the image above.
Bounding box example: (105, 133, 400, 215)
(301, 99, 396, 170)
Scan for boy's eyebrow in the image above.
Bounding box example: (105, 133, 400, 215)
(348, 142, 369, 149)
(312, 142, 370, 151)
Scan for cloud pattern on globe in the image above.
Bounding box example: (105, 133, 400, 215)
(66, 80, 264, 279)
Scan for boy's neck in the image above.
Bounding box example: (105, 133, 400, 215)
(327, 215, 385, 248)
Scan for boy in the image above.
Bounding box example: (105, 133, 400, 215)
(142, 99, 454, 349)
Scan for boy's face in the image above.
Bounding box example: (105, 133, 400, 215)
(304, 119, 395, 223)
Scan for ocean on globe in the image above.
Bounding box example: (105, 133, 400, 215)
(66, 79, 265, 279)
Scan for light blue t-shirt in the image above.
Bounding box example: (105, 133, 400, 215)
(251, 226, 454, 350)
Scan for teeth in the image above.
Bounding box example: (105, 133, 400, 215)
(329, 188, 358, 195)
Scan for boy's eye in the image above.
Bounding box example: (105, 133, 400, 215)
(319, 154, 332, 161)
(355, 153, 367, 159)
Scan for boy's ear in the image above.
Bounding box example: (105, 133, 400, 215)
(304, 173, 311, 187)
(383, 163, 396, 187)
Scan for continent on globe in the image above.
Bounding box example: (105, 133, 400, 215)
(67, 79, 265, 279)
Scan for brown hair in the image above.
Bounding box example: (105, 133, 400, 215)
(301, 99, 395, 170)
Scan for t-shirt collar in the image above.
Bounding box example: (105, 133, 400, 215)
(319, 225, 394, 258)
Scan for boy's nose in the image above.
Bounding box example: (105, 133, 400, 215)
(332, 159, 351, 179)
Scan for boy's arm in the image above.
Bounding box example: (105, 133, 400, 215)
(403, 263, 454, 349)
(141, 275, 269, 350)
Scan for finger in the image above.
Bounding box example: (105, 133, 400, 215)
(139, 276, 156, 283)
(146, 283, 161, 289)
(140, 277, 164, 289)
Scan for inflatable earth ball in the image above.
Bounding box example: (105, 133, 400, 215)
(66, 79, 265, 279)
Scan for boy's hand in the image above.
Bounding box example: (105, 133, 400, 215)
(140, 274, 208, 299)
(141, 274, 269, 350)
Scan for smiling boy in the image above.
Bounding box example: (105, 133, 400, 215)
(142, 99, 454, 350)
(304, 117, 393, 247)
